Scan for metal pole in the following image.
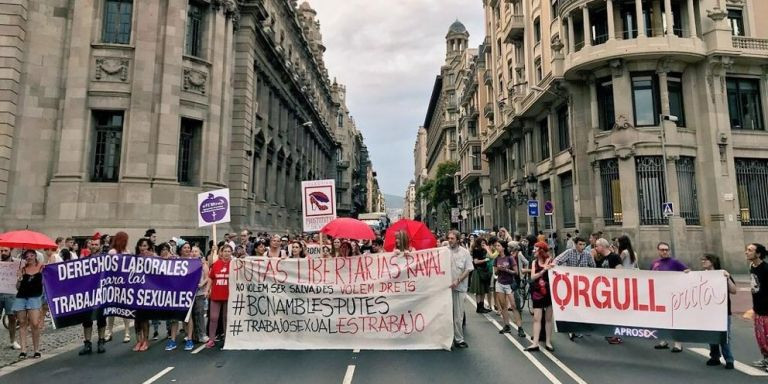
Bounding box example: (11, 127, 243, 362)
(660, 116, 676, 257)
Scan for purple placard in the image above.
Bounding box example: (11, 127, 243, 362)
(42, 254, 202, 328)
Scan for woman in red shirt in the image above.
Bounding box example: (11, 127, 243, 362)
(206, 244, 232, 348)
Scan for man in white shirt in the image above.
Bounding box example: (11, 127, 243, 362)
(448, 230, 473, 349)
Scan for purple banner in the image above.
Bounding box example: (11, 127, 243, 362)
(43, 254, 202, 328)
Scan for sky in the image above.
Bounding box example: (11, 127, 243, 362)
(309, 0, 484, 197)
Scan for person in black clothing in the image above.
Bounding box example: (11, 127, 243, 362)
(701, 254, 736, 370)
(595, 238, 623, 344)
(13, 250, 44, 359)
(469, 237, 493, 313)
(747, 243, 768, 368)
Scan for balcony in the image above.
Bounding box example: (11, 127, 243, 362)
(337, 160, 350, 168)
(502, 14, 525, 43)
(483, 102, 494, 119)
(483, 69, 492, 85)
(732, 36, 768, 57)
(460, 168, 483, 185)
(563, 36, 706, 79)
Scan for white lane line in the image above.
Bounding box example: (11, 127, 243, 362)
(688, 347, 768, 376)
(466, 295, 588, 384)
(353, 348, 360, 353)
(142, 367, 175, 384)
(465, 295, 563, 384)
(191, 344, 206, 354)
(342, 364, 356, 384)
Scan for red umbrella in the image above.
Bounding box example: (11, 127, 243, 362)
(383, 219, 437, 251)
(0, 230, 58, 250)
(320, 218, 376, 240)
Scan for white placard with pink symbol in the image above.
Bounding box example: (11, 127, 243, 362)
(301, 179, 337, 232)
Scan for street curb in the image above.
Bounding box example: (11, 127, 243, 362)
(0, 325, 127, 378)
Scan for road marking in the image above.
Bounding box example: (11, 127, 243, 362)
(191, 344, 206, 354)
(467, 295, 590, 384)
(466, 295, 563, 384)
(143, 367, 174, 384)
(342, 364, 356, 384)
(687, 347, 768, 376)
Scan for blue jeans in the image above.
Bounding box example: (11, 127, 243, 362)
(710, 316, 734, 363)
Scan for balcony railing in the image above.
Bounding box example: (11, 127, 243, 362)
(483, 70, 492, 85)
(483, 102, 494, 119)
(733, 36, 768, 51)
(503, 14, 525, 43)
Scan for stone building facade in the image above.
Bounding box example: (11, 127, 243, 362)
(0, 0, 375, 243)
(477, 0, 768, 270)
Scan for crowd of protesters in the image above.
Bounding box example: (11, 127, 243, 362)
(0, 225, 763, 373)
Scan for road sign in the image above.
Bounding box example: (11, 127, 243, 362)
(528, 200, 539, 217)
(544, 200, 554, 216)
(662, 202, 674, 217)
(451, 208, 460, 223)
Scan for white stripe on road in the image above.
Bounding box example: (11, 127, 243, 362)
(342, 364, 356, 384)
(353, 348, 360, 353)
(191, 344, 206, 354)
(466, 295, 564, 384)
(143, 367, 174, 384)
(687, 347, 768, 376)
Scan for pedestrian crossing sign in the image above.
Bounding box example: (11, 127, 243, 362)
(662, 202, 674, 217)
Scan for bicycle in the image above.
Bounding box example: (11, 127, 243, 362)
(516, 276, 534, 316)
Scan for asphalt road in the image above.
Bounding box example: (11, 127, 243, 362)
(1, 294, 766, 384)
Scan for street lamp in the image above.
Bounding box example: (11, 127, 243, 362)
(526, 174, 539, 236)
(660, 114, 678, 257)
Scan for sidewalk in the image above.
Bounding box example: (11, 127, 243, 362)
(0, 318, 82, 368)
(732, 274, 753, 316)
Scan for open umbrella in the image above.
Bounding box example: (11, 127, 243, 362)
(0, 230, 58, 250)
(320, 218, 376, 240)
(383, 219, 437, 251)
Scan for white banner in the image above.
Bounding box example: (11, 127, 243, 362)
(224, 248, 453, 350)
(550, 267, 727, 342)
(301, 179, 337, 232)
(0, 261, 20, 294)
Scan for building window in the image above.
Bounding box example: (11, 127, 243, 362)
(251, 134, 265, 197)
(631, 73, 660, 127)
(551, 0, 559, 18)
(621, 5, 637, 39)
(468, 119, 477, 137)
(728, 9, 745, 36)
(597, 77, 615, 131)
(591, 8, 609, 45)
(472, 146, 481, 171)
(556, 105, 569, 152)
(185, 2, 205, 57)
(599, 159, 622, 225)
(539, 118, 550, 161)
(736, 158, 768, 226)
(91, 111, 124, 182)
(534, 58, 542, 82)
(727, 78, 764, 131)
(102, 0, 132, 44)
(178, 118, 201, 185)
(676, 156, 699, 225)
(636, 156, 667, 225)
(560, 172, 575, 228)
(501, 150, 509, 181)
(668, 73, 686, 127)
(534, 18, 541, 44)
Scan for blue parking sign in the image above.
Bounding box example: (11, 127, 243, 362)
(528, 200, 539, 217)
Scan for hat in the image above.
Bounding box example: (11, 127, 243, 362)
(281, 237, 288, 241)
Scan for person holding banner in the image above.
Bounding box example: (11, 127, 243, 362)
(13, 250, 44, 359)
(525, 242, 554, 352)
(448, 230, 473, 349)
(700, 254, 736, 370)
(106, 232, 133, 344)
(206, 244, 232, 348)
(132, 238, 154, 352)
(651, 242, 689, 352)
(0, 246, 20, 350)
(79, 237, 108, 355)
(167, 242, 196, 351)
(191, 246, 210, 344)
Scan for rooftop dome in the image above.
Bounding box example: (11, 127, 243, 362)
(448, 20, 467, 34)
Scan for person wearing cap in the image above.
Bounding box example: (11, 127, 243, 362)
(525, 241, 554, 352)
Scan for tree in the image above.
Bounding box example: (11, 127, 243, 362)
(417, 160, 459, 215)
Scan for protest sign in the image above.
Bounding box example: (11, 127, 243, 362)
(301, 179, 336, 232)
(0, 261, 21, 294)
(224, 248, 453, 350)
(198, 188, 231, 227)
(304, 244, 322, 258)
(549, 267, 728, 344)
(43, 254, 202, 328)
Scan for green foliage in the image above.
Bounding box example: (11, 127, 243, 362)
(417, 160, 459, 210)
